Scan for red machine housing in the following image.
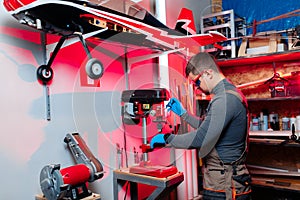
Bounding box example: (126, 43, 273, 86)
(39, 133, 104, 200)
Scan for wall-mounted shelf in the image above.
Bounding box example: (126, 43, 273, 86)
(250, 138, 300, 147)
(250, 131, 291, 137)
(248, 96, 300, 102)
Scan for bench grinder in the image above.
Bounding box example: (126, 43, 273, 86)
(39, 133, 104, 200)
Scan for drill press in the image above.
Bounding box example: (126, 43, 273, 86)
(121, 88, 178, 177)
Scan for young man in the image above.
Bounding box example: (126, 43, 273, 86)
(150, 52, 252, 200)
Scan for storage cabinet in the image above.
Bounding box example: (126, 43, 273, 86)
(246, 97, 300, 200)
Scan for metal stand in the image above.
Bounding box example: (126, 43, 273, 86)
(142, 117, 148, 162)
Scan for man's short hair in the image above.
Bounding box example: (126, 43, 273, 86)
(185, 52, 219, 77)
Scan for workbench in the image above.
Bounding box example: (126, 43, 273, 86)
(113, 168, 184, 200)
(247, 138, 300, 199)
(251, 176, 300, 199)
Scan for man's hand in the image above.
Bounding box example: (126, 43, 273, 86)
(150, 134, 166, 149)
(166, 97, 186, 116)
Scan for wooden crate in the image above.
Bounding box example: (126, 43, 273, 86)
(211, 0, 222, 13)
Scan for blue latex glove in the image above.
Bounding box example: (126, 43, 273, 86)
(150, 134, 166, 149)
(166, 97, 186, 116)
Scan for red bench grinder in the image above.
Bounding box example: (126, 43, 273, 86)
(39, 133, 104, 200)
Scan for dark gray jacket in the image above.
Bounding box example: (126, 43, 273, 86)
(166, 79, 248, 163)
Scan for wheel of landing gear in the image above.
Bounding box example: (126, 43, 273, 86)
(36, 65, 53, 84)
(85, 58, 104, 80)
(291, 133, 297, 141)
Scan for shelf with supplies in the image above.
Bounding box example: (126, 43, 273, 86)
(247, 96, 300, 135)
(200, 9, 246, 58)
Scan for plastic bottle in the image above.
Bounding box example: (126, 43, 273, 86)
(263, 115, 268, 131)
(252, 117, 259, 131)
(282, 117, 290, 131)
(296, 115, 300, 136)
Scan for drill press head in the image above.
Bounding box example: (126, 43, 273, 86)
(121, 88, 170, 127)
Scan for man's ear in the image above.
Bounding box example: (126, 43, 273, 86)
(206, 69, 214, 74)
(205, 69, 214, 79)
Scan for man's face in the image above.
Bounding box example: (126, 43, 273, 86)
(188, 72, 209, 93)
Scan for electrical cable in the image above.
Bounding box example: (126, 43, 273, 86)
(121, 116, 129, 168)
(123, 182, 129, 200)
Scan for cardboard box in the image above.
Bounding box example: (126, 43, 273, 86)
(246, 43, 286, 55)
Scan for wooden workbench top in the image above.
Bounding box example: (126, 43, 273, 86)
(252, 176, 300, 191)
